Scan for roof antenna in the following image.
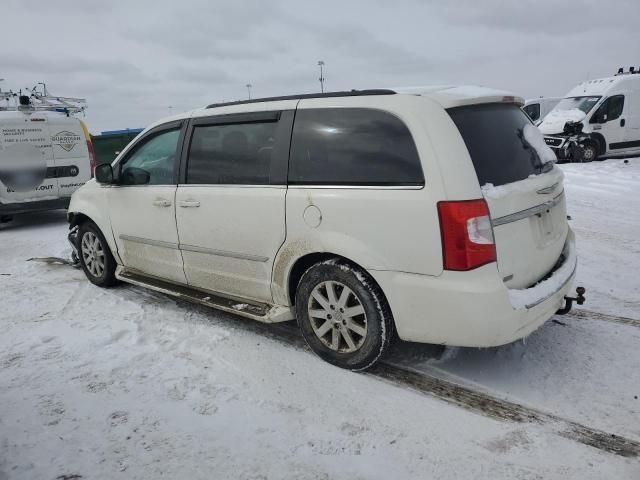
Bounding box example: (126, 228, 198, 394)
(617, 67, 624, 74)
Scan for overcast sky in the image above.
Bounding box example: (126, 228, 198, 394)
(2, 0, 639, 133)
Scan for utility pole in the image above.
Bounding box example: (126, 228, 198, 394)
(318, 61, 325, 93)
(246, 83, 252, 99)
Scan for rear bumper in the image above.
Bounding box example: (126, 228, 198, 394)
(370, 229, 576, 347)
(0, 197, 70, 216)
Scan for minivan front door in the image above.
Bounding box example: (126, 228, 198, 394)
(175, 110, 295, 303)
(108, 122, 187, 284)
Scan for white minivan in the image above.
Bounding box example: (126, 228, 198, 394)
(68, 86, 581, 370)
(0, 102, 95, 221)
(540, 68, 640, 161)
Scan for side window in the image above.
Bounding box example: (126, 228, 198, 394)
(120, 128, 180, 185)
(186, 121, 278, 184)
(523, 103, 540, 122)
(607, 95, 625, 121)
(590, 95, 625, 124)
(289, 108, 424, 186)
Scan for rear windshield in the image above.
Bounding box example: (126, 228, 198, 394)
(447, 103, 550, 187)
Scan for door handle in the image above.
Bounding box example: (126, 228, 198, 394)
(620, 118, 626, 127)
(152, 199, 172, 207)
(179, 200, 200, 208)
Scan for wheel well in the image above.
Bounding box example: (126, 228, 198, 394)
(288, 253, 337, 305)
(287, 252, 386, 308)
(588, 133, 606, 155)
(68, 212, 91, 228)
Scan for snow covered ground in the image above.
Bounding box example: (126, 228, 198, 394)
(1, 159, 639, 479)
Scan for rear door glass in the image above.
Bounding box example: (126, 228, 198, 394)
(289, 108, 424, 186)
(447, 104, 548, 187)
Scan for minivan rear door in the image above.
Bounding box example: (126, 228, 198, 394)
(448, 104, 568, 289)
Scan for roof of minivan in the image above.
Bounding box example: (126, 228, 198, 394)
(564, 74, 640, 97)
(144, 85, 525, 131)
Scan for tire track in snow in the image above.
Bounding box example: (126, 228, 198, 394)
(369, 363, 640, 458)
(564, 309, 640, 329)
(262, 323, 640, 458)
(36, 273, 640, 459)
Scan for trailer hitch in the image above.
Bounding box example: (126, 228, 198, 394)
(556, 286, 586, 315)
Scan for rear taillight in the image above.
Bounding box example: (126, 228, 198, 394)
(437, 199, 496, 271)
(87, 140, 97, 177)
(79, 120, 96, 177)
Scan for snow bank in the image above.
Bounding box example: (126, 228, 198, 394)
(523, 124, 556, 164)
(508, 239, 576, 310)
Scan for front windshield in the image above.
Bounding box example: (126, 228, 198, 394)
(554, 96, 601, 114)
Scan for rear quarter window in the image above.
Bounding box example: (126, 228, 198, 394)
(288, 108, 424, 186)
(447, 104, 548, 187)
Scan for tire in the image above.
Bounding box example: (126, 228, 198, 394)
(78, 221, 118, 287)
(581, 142, 598, 162)
(295, 259, 394, 371)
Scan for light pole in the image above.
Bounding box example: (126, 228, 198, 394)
(318, 61, 325, 93)
(246, 83, 252, 100)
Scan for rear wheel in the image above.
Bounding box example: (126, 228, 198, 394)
(78, 221, 117, 287)
(295, 259, 394, 371)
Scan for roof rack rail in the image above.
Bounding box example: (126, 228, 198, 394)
(206, 89, 396, 109)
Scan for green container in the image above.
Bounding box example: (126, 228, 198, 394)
(91, 129, 143, 165)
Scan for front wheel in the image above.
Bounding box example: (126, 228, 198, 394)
(295, 259, 394, 371)
(78, 221, 118, 287)
(580, 142, 598, 162)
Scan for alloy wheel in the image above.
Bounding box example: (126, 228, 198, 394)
(307, 280, 368, 353)
(81, 231, 106, 278)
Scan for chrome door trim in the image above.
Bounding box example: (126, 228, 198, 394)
(536, 182, 560, 195)
(492, 191, 564, 227)
(119, 234, 180, 250)
(179, 243, 269, 263)
(287, 185, 424, 190)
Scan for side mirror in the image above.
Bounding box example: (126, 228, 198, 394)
(121, 167, 150, 185)
(95, 163, 114, 184)
(601, 113, 608, 123)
